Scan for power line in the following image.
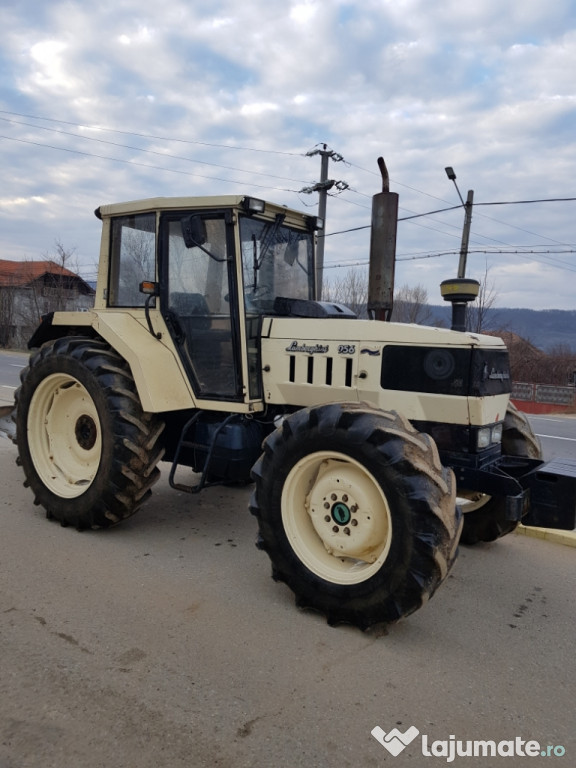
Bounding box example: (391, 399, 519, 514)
(476, 198, 576, 206)
(0, 134, 298, 193)
(3, 113, 575, 253)
(323, 248, 576, 274)
(347, 160, 574, 248)
(0, 116, 311, 185)
(0, 110, 304, 156)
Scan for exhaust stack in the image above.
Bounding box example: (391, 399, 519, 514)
(367, 157, 399, 321)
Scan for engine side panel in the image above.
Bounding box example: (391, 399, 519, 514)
(260, 317, 510, 427)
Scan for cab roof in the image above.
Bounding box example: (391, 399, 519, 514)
(95, 195, 310, 229)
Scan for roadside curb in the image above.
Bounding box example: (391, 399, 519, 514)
(516, 525, 576, 548)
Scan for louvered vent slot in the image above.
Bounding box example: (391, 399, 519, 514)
(307, 356, 314, 384)
(325, 357, 333, 386)
(345, 358, 353, 387)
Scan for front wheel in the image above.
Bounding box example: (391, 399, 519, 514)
(15, 337, 165, 529)
(459, 403, 543, 545)
(250, 403, 461, 630)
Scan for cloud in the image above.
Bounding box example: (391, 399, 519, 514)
(0, 0, 575, 308)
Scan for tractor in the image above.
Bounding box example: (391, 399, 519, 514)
(12, 160, 576, 629)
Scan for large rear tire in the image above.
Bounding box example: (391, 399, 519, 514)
(250, 403, 461, 629)
(459, 403, 543, 545)
(15, 337, 165, 529)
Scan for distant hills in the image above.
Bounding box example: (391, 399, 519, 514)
(426, 306, 576, 351)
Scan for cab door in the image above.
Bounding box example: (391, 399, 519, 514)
(160, 210, 243, 401)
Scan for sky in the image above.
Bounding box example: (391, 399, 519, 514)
(1, 0, 576, 311)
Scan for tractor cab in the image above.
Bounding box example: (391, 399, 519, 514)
(98, 195, 320, 404)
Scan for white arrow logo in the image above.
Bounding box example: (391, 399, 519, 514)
(371, 725, 420, 756)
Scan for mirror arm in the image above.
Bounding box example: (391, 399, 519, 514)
(144, 294, 162, 340)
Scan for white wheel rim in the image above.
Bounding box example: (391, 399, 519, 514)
(27, 373, 102, 498)
(281, 451, 393, 585)
(457, 490, 492, 513)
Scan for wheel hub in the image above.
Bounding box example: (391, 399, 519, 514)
(75, 414, 98, 450)
(331, 500, 351, 526)
(306, 458, 390, 563)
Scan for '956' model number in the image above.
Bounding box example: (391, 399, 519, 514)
(338, 344, 356, 355)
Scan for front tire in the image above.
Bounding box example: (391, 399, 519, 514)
(250, 403, 461, 629)
(15, 337, 165, 529)
(459, 403, 543, 545)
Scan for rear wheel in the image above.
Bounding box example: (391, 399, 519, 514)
(250, 403, 461, 629)
(459, 403, 542, 545)
(15, 337, 165, 529)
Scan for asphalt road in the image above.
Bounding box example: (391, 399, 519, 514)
(0, 349, 27, 407)
(528, 414, 576, 460)
(0, 354, 575, 767)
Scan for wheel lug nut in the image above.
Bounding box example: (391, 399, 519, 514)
(323, 502, 330, 509)
(342, 494, 348, 502)
(351, 519, 358, 526)
(330, 493, 337, 501)
(351, 505, 358, 513)
(324, 515, 331, 523)
(332, 526, 339, 533)
(344, 527, 350, 536)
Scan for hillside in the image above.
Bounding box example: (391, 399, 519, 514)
(425, 306, 576, 351)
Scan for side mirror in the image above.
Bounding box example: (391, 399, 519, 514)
(181, 215, 207, 249)
(139, 281, 159, 296)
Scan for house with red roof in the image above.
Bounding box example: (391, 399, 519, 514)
(0, 259, 94, 347)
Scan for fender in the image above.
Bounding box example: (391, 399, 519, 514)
(31, 310, 196, 413)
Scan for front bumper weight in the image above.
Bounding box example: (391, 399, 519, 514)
(523, 458, 576, 531)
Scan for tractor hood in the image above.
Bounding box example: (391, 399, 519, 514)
(259, 317, 511, 427)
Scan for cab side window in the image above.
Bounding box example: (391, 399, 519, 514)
(108, 213, 156, 307)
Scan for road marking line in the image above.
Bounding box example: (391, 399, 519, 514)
(1, 385, 16, 390)
(529, 417, 567, 422)
(535, 433, 576, 442)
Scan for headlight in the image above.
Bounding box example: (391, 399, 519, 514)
(491, 423, 503, 444)
(476, 423, 504, 449)
(477, 427, 491, 449)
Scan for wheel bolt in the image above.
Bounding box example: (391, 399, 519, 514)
(330, 493, 337, 501)
(344, 527, 350, 536)
(351, 519, 358, 527)
(323, 502, 330, 509)
(324, 515, 331, 523)
(332, 526, 339, 533)
(351, 504, 358, 513)
(342, 494, 348, 502)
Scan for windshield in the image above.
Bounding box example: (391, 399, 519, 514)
(239, 214, 314, 313)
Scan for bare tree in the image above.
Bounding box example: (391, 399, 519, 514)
(41, 239, 80, 313)
(323, 268, 369, 317)
(495, 332, 543, 382)
(468, 264, 499, 334)
(391, 284, 433, 325)
(545, 343, 576, 386)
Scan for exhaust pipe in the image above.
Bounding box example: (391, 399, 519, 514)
(367, 157, 399, 321)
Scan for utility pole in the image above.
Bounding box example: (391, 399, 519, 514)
(301, 145, 348, 299)
(457, 189, 474, 279)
